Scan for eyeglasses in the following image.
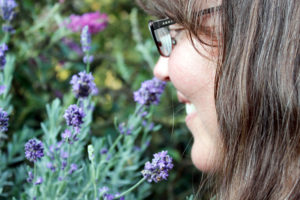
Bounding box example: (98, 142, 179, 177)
(148, 6, 221, 57)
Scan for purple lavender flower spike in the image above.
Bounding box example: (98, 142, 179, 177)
(64, 104, 85, 132)
(47, 162, 56, 172)
(72, 132, 79, 142)
(134, 145, 141, 152)
(68, 163, 78, 174)
(49, 145, 55, 152)
(0, 0, 17, 21)
(126, 128, 132, 135)
(0, 43, 8, 70)
(2, 24, 15, 33)
(100, 147, 108, 154)
(55, 141, 63, 151)
(142, 120, 147, 127)
(61, 129, 72, 142)
(81, 25, 91, 53)
(140, 111, 148, 118)
(118, 122, 125, 134)
(83, 55, 94, 64)
(141, 150, 173, 183)
(0, 85, 6, 95)
(119, 196, 125, 200)
(118, 123, 132, 135)
(148, 122, 155, 131)
(70, 71, 98, 98)
(0, 108, 9, 132)
(67, 12, 108, 34)
(99, 186, 109, 194)
(145, 140, 150, 148)
(47, 145, 55, 160)
(114, 193, 125, 200)
(103, 194, 115, 200)
(61, 160, 67, 170)
(26, 171, 34, 183)
(60, 151, 69, 160)
(35, 177, 43, 185)
(106, 153, 111, 161)
(133, 77, 166, 106)
(24, 139, 44, 162)
(60, 150, 68, 170)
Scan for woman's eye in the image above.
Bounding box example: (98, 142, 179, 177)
(169, 27, 185, 38)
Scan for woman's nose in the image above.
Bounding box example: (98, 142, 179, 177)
(153, 56, 170, 81)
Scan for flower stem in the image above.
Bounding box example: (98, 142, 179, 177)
(76, 182, 91, 200)
(91, 160, 97, 200)
(56, 138, 71, 198)
(33, 163, 37, 198)
(67, 140, 71, 169)
(86, 53, 90, 73)
(114, 177, 146, 199)
(87, 62, 90, 74)
(108, 134, 123, 155)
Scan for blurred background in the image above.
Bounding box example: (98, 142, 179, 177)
(0, 0, 210, 199)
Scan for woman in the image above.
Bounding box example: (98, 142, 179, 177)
(137, 0, 300, 199)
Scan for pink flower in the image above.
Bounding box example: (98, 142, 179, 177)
(67, 12, 108, 34)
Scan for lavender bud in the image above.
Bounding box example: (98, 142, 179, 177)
(80, 25, 91, 53)
(70, 71, 98, 99)
(100, 147, 108, 154)
(0, 43, 8, 70)
(47, 162, 56, 172)
(99, 186, 109, 194)
(35, 177, 43, 185)
(24, 139, 44, 162)
(0, 0, 17, 21)
(141, 150, 173, 183)
(83, 55, 94, 64)
(0, 107, 9, 132)
(64, 104, 85, 132)
(68, 163, 78, 174)
(61, 160, 67, 170)
(61, 129, 72, 143)
(26, 171, 34, 183)
(0, 85, 5, 95)
(133, 77, 166, 106)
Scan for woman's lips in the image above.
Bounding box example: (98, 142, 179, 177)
(185, 103, 197, 123)
(185, 112, 197, 124)
(177, 91, 197, 124)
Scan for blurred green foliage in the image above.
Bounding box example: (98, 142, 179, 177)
(0, 0, 211, 199)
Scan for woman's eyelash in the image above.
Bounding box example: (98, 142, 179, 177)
(170, 28, 185, 38)
(170, 28, 185, 33)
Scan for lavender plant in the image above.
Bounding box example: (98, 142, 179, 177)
(0, 0, 17, 33)
(0, 108, 8, 133)
(0, 1, 198, 199)
(22, 20, 173, 200)
(0, 2, 17, 196)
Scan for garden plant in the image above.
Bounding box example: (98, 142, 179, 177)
(0, 0, 206, 199)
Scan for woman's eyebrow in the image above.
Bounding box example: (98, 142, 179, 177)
(193, 5, 222, 17)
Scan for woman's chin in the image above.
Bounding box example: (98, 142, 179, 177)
(191, 141, 218, 172)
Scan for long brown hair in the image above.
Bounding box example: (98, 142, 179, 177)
(137, 0, 300, 199)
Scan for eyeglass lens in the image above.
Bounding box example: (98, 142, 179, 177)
(153, 26, 172, 57)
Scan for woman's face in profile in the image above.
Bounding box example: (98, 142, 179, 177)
(153, 2, 223, 172)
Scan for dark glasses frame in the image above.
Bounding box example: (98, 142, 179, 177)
(148, 6, 222, 57)
(148, 18, 175, 57)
